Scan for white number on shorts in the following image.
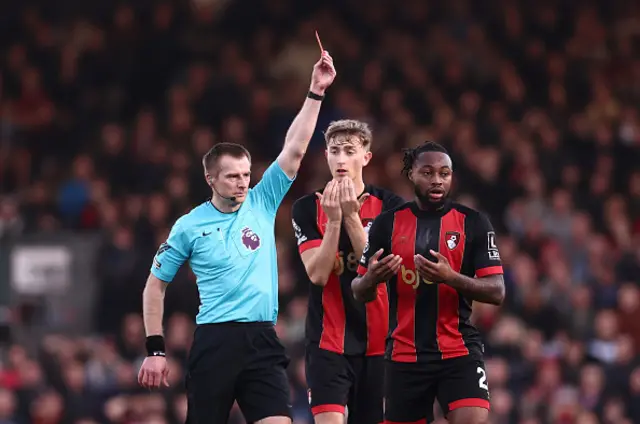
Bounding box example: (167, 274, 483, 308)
(477, 367, 489, 391)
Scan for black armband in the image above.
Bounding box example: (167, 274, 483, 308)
(307, 91, 324, 101)
(146, 335, 166, 357)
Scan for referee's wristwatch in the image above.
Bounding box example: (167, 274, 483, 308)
(307, 91, 324, 101)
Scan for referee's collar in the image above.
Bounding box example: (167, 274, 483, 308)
(206, 197, 239, 215)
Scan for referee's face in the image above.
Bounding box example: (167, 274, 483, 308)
(210, 155, 251, 203)
(409, 151, 453, 208)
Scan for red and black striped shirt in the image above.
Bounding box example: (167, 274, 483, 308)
(292, 185, 405, 356)
(357, 200, 503, 362)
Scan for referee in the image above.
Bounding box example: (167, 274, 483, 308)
(137, 51, 336, 424)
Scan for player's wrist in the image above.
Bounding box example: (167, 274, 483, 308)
(145, 335, 166, 357)
(343, 213, 360, 223)
(441, 270, 458, 286)
(362, 271, 379, 287)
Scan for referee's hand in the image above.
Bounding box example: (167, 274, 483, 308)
(138, 356, 170, 389)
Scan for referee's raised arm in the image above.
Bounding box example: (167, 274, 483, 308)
(276, 50, 336, 179)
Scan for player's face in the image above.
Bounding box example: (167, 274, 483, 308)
(209, 155, 251, 203)
(325, 136, 372, 181)
(409, 151, 453, 208)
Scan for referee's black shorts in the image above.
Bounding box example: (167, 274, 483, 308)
(185, 322, 292, 423)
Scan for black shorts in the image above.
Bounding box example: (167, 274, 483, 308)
(185, 322, 291, 423)
(305, 344, 384, 424)
(384, 355, 490, 423)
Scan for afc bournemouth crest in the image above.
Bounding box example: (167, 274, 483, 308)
(445, 231, 461, 250)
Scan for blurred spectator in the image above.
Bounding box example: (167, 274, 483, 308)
(0, 388, 18, 424)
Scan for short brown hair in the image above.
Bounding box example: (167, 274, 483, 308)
(324, 119, 372, 150)
(202, 142, 251, 171)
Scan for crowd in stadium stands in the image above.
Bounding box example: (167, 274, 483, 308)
(0, 0, 639, 423)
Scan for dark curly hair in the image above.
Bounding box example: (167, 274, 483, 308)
(401, 141, 450, 177)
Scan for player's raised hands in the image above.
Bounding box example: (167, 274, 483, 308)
(414, 250, 455, 284)
(339, 178, 369, 217)
(310, 50, 336, 94)
(366, 248, 403, 284)
(316, 180, 342, 222)
(138, 355, 170, 390)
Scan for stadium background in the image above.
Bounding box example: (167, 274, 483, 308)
(0, 0, 639, 423)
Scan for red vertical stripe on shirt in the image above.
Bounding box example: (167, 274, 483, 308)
(390, 209, 418, 362)
(437, 209, 469, 359)
(365, 283, 388, 355)
(316, 199, 346, 354)
(359, 195, 383, 219)
(361, 195, 388, 355)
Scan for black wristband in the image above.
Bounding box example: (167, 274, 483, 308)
(146, 335, 166, 357)
(307, 91, 324, 101)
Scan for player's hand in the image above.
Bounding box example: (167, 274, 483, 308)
(414, 250, 455, 284)
(339, 179, 369, 218)
(366, 249, 403, 284)
(316, 180, 342, 222)
(310, 51, 336, 95)
(138, 356, 170, 389)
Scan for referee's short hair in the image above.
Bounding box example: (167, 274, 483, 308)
(202, 143, 251, 172)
